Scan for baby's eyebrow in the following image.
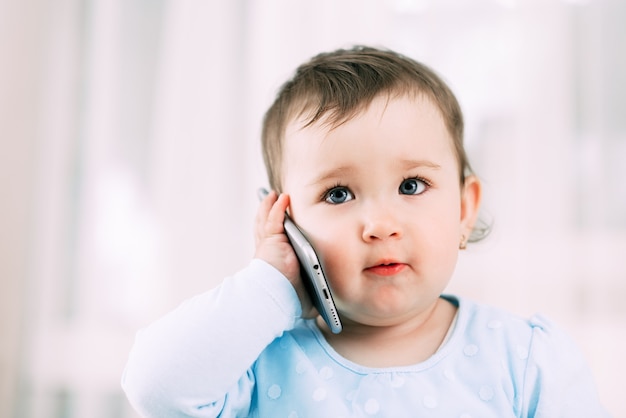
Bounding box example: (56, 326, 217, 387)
(399, 159, 442, 171)
(309, 166, 357, 186)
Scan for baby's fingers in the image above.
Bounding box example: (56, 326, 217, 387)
(255, 191, 289, 239)
(255, 190, 276, 245)
(265, 193, 290, 233)
(254, 191, 300, 280)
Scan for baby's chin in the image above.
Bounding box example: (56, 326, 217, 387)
(334, 307, 421, 329)
(337, 292, 446, 326)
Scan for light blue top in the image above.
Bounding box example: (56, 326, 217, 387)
(122, 259, 609, 417)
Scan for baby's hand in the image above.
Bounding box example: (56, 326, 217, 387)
(254, 191, 317, 318)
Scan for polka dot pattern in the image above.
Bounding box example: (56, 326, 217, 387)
(267, 384, 281, 400)
(463, 344, 479, 357)
(319, 366, 333, 380)
(250, 302, 553, 417)
(295, 360, 308, 374)
(312, 387, 327, 402)
(479, 385, 495, 401)
(364, 398, 380, 415)
(516, 346, 529, 360)
(346, 390, 357, 402)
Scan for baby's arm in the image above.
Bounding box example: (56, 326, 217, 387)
(520, 315, 610, 417)
(122, 259, 301, 417)
(123, 192, 308, 417)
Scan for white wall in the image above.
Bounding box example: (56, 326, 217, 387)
(0, 0, 49, 416)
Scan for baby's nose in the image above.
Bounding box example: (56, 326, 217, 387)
(361, 204, 403, 242)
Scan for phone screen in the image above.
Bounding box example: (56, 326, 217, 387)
(258, 188, 342, 334)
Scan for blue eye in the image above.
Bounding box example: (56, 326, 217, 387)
(399, 178, 428, 195)
(324, 186, 354, 204)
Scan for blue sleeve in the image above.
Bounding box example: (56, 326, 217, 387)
(121, 259, 302, 417)
(520, 315, 611, 417)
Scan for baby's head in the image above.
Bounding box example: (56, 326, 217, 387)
(261, 46, 486, 325)
(261, 45, 488, 244)
(262, 45, 471, 193)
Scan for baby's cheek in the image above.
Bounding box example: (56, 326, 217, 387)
(315, 240, 353, 289)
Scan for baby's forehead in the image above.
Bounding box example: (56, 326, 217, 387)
(284, 91, 442, 137)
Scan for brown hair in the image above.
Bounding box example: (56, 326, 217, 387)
(261, 45, 489, 241)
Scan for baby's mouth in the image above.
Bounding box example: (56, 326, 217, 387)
(365, 262, 406, 277)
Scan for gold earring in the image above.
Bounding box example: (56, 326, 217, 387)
(459, 234, 467, 250)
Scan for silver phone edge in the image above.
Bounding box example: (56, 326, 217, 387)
(283, 217, 342, 334)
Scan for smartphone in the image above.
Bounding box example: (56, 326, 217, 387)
(257, 188, 342, 334)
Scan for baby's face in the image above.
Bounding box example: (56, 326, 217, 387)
(281, 94, 477, 328)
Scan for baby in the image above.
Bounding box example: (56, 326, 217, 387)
(122, 46, 608, 417)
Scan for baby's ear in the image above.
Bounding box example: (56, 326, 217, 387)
(459, 175, 482, 235)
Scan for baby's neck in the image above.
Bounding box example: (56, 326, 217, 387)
(318, 298, 458, 368)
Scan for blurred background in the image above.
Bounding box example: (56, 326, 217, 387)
(2, 0, 625, 416)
